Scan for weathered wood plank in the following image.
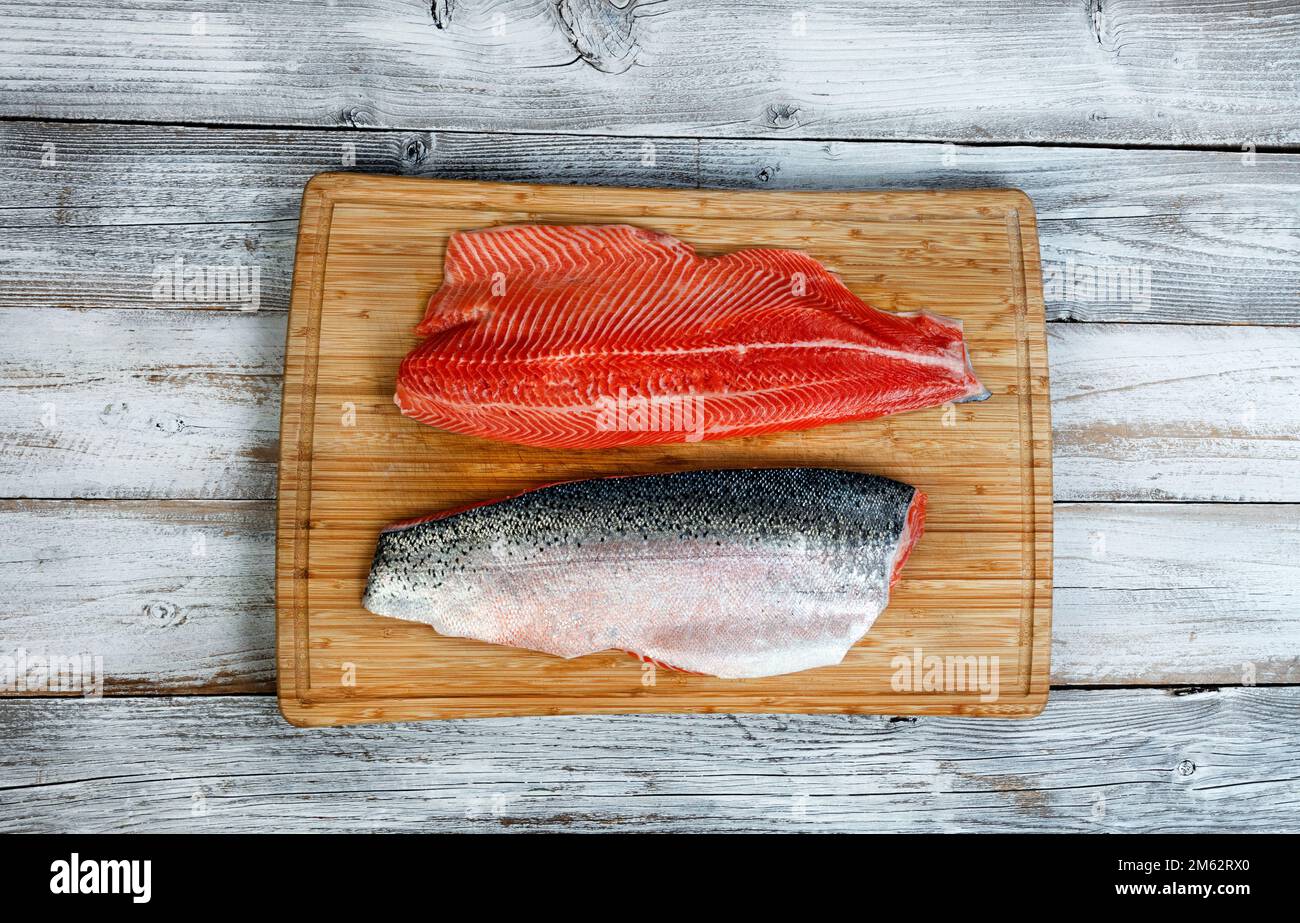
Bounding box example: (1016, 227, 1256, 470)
(697, 141, 1300, 222)
(1036, 216, 1300, 324)
(1054, 504, 1300, 684)
(2, 121, 1297, 322)
(3, 500, 1295, 692)
(0, 307, 285, 499)
(4, 309, 1296, 501)
(0, 221, 295, 312)
(0, 689, 1295, 832)
(0, 500, 274, 694)
(1050, 324, 1300, 502)
(2, 1, 1297, 145)
(0, 122, 701, 227)
(7, 123, 1299, 225)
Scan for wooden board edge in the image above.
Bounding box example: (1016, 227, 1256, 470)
(278, 694, 1052, 727)
(276, 173, 337, 714)
(273, 175, 1055, 727)
(308, 171, 1045, 220)
(1012, 191, 1054, 712)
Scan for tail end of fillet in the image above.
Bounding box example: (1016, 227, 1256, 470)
(955, 341, 992, 403)
(905, 309, 990, 405)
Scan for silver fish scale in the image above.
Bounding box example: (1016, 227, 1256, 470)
(362, 468, 918, 678)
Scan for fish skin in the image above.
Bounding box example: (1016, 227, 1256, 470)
(395, 224, 988, 448)
(362, 468, 925, 678)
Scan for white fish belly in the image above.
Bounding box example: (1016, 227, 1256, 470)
(369, 537, 890, 678)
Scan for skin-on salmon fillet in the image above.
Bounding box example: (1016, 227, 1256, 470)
(395, 224, 988, 448)
(362, 468, 925, 678)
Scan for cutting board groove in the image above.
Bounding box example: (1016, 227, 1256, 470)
(276, 175, 1052, 726)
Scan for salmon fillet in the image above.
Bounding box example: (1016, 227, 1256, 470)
(395, 224, 988, 448)
(362, 468, 925, 678)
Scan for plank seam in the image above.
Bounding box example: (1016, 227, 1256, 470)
(3, 115, 1298, 155)
(9, 682, 1300, 702)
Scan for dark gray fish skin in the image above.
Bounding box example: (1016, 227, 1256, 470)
(362, 468, 922, 678)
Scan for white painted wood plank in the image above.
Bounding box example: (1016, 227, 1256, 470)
(7, 123, 1299, 225)
(3, 122, 1296, 323)
(1054, 504, 1300, 684)
(0, 307, 284, 499)
(3, 500, 1295, 692)
(0, 689, 1295, 832)
(1037, 216, 1300, 324)
(0, 122, 701, 227)
(1050, 324, 1300, 502)
(0, 500, 274, 694)
(696, 140, 1300, 222)
(2, 1, 1297, 145)
(0, 221, 295, 312)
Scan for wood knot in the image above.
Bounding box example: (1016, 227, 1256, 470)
(142, 601, 186, 627)
(557, 0, 641, 74)
(401, 134, 433, 167)
(150, 415, 188, 436)
(763, 102, 801, 130)
(431, 0, 454, 30)
(339, 107, 374, 128)
(98, 402, 129, 424)
(1085, 0, 1119, 55)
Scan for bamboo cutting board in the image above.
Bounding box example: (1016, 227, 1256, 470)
(277, 174, 1052, 726)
